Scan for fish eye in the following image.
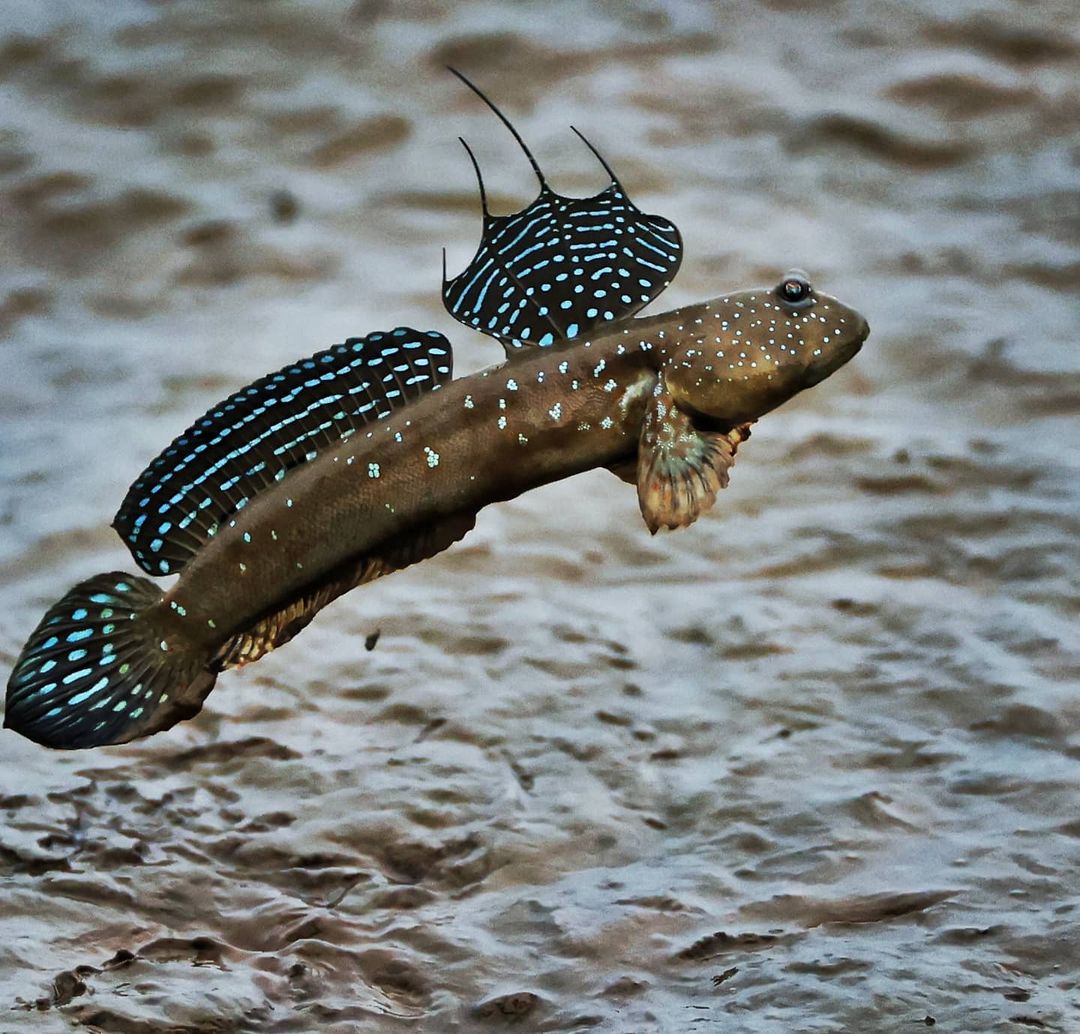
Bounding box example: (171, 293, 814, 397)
(776, 271, 813, 308)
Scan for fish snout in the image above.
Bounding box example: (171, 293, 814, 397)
(855, 315, 870, 346)
(842, 314, 870, 363)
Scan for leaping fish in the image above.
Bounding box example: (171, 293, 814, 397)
(4, 73, 869, 749)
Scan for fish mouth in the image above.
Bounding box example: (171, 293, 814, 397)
(842, 320, 869, 367)
(855, 316, 870, 347)
(838, 317, 870, 364)
(803, 325, 867, 387)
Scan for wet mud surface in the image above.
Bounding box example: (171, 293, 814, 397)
(0, 1, 1078, 1030)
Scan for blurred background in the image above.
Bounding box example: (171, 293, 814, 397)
(0, 1, 1078, 1030)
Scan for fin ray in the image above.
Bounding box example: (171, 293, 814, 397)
(570, 125, 621, 186)
(447, 66, 546, 189)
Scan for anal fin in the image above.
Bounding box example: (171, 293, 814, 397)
(637, 382, 751, 534)
(214, 556, 390, 668)
(216, 512, 477, 668)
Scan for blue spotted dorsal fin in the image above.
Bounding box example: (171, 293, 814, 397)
(113, 328, 453, 577)
(442, 71, 683, 354)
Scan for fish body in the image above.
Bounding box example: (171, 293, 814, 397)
(170, 328, 657, 649)
(4, 77, 869, 750)
(169, 289, 864, 648)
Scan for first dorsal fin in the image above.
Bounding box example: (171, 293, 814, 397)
(442, 71, 683, 354)
(113, 328, 453, 577)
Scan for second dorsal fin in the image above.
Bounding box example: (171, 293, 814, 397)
(113, 328, 453, 577)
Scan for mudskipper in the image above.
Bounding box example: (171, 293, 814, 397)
(5, 74, 869, 749)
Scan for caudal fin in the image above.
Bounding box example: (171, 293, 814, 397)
(4, 573, 217, 749)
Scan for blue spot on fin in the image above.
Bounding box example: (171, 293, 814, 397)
(4, 572, 217, 749)
(113, 329, 454, 577)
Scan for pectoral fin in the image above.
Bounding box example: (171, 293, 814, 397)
(636, 383, 750, 534)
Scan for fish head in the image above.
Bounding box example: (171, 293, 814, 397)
(661, 271, 869, 426)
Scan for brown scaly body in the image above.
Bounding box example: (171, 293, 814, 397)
(173, 290, 865, 653)
(168, 330, 656, 651)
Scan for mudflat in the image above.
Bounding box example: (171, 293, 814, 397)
(0, 1, 1077, 1030)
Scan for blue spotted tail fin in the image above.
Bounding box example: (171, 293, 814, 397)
(5, 573, 217, 749)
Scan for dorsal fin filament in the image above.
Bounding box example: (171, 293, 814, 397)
(570, 125, 622, 189)
(446, 65, 548, 191)
(457, 136, 490, 222)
